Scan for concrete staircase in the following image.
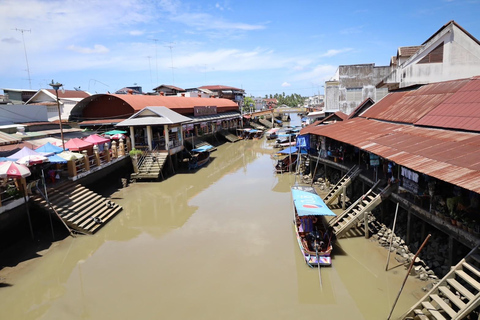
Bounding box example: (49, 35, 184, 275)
(402, 245, 480, 320)
(219, 130, 241, 143)
(131, 152, 168, 181)
(31, 181, 122, 234)
(323, 165, 362, 206)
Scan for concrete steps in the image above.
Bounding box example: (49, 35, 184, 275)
(31, 181, 122, 234)
(131, 152, 168, 181)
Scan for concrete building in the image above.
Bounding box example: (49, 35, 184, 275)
(324, 64, 390, 116)
(378, 20, 480, 91)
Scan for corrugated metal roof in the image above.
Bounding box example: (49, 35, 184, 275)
(415, 77, 480, 131)
(361, 77, 480, 131)
(0, 131, 21, 146)
(306, 117, 480, 193)
(186, 111, 241, 124)
(116, 106, 193, 127)
(109, 94, 239, 112)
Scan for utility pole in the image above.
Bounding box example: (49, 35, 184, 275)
(13, 28, 32, 89)
(165, 42, 176, 85)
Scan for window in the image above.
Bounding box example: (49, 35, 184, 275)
(418, 42, 444, 64)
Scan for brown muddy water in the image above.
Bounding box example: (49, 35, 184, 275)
(0, 126, 429, 320)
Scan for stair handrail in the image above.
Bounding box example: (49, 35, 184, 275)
(329, 180, 381, 227)
(33, 180, 75, 236)
(326, 165, 360, 196)
(400, 243, 480, 319)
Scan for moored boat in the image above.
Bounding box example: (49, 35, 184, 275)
(291, 185, 336, 267)
(188, 145, 213, 170)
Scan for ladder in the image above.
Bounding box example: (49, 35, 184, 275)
(329, 181, 385, 238)
(323, 165, 362, 206)
(401, 244, 480, 320)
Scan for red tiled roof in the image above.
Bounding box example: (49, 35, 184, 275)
(305, 117, 480, 193)
(45, 89, 90, 99)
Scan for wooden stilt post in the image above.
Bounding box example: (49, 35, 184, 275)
(386, 203, 399, 271)
(364, 211, 369, 239)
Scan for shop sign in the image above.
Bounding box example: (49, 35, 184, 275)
(200, 122, 207, 128)
(186, 124, 194, 130)
(194, 106, 217, 116)
(369, 154, 380, 166)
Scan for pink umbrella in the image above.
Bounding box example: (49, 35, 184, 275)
(64, 138, 94, 152)
(0, 161, 31, 178)
(84, 134, 110, 145)
(16, 154, 49, 166)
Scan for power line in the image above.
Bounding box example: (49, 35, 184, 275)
(13, 28, 32, 89)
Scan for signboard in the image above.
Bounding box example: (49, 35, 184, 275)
(194, 106, 217, 117)
(200, 122, 207, 128)
(369, 154, 380, 166)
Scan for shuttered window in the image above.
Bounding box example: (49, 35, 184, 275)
(418, 42, 444, 64)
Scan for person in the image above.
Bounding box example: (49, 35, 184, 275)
(322, 226, 336, 250)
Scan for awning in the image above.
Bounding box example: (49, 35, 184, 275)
(187, 111, 241, 124)
(291, 188, 336, 217)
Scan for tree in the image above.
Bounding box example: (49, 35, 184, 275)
(243, 96, 255, 113)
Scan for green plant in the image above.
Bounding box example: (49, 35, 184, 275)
(6, 185, 20, 199)
(129, 148, 143, 157)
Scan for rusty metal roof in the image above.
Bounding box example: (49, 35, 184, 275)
(415, 76, 480, 131)
(110, 94, 239, 112)
(361, 77, 480, 132)
(305, 117, 480, 193)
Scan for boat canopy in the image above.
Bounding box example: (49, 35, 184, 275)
(192, 145, 214, 153)
(291, 188, 336, 217)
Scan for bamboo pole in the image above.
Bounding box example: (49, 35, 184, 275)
(386, 203, 400, 271)
(387, 234, 431, 320)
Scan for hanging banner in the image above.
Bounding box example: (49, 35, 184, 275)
(186, 124, 194, 130)
(296, 135, 309, 148)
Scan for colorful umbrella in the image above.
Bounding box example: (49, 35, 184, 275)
(103, 130, 127, 135)
(35, 142, 65, 154)
(16, 154, 49, 166)
(64, 138, 94, 151)
(8, 146, 44, 160)
(57, 151, 85, 161)
(84, 134, 110, 145)
(0, 161, 31, 179)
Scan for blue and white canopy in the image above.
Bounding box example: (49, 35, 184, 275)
(192, 145, 214, 153)
(291, 188, 336, 217)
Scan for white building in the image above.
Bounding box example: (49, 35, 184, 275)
(378, 20, 480, 91)
(26, 89, 91, 122)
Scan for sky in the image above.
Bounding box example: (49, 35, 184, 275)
(1, 0, 480, 97)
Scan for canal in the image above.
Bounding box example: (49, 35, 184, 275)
(0, 117, 429, 320)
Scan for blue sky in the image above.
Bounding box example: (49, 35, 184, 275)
(1, 0, 480, 97)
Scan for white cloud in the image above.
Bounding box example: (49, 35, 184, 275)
(67, 44, 110, 54)
(320, 48, 353, 58)
(281, 82, 291, 87)
(129, 30, 145, 36)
